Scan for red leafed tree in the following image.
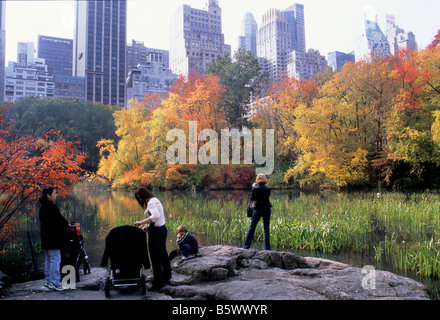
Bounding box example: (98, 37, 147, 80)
(0, 104, 87, 243)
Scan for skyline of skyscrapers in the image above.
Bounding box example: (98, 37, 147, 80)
(73, 0, 127, 107)
(1, 1, 421, 105)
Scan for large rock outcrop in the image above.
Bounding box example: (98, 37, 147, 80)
(164, 245, 430, 300)
(1, 245, 431, 300)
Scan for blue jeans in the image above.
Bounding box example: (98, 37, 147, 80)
(44, 249, 62, 286)
(244, 208, 271, 250)
(180, 243, 195, 257)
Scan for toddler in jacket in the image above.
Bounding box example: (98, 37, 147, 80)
(176, 225, 198, 260)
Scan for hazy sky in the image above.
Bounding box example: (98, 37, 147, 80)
(4, 0, 440, 64)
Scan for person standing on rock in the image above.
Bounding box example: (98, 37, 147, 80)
(134, 187, 171, 291)
(39, 187, 70, 291)
(244, 174, 272, 250)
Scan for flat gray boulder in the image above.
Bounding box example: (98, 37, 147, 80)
(164, 245, 430, 300)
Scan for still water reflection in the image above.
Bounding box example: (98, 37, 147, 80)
(22, 188, 440, 300)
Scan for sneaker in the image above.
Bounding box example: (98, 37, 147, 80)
(48, 282, 65, 291)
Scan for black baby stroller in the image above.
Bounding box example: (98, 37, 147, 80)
(100, 225, 150, 297)
(62, 224, 91, 281)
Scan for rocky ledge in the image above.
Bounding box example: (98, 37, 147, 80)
(1, 245, 431, 300)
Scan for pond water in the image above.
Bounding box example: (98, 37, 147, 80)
(16, 188, 440, 300)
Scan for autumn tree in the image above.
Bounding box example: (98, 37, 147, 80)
(385, 39, 440, 185)
(0, 104, 86, 245)
(97, 95, 160, 187)
(97, 73, 231, 189)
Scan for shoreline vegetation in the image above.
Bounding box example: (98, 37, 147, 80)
(74, 181, 440, 280)
(2, 184, 440, 299)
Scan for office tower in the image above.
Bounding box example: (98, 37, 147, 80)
(257, 9, 291, 81)
(73, 0, 127, 107)
(5, 42, 54, 102)
(38, 35, 73, 76)
(355, 12, 391, 61)
(0, 0, 5, 103)
(237, 12, 257, 56)
(283, 3, 306, 52)
(327, 51, 355, 71)
(170, 0, 231, 75)
(53, 75, 85, 100)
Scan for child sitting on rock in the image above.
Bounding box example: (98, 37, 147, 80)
(176, 225, 198, 260)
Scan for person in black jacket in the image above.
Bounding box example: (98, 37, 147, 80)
(244, 174, 272, 250)
(176, 225, 198, 260)
(39, 187, 70, 291)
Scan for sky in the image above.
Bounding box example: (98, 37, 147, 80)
(4, 0, 440, 65)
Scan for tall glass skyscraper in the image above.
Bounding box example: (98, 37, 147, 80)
(237, 12, 257, 56)
(283, 3, 306, 52)
(73, 0, 126, 107)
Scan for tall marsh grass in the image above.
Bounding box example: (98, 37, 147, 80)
(115, 190, 440, 278)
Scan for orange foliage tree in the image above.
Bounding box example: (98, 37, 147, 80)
(0, 104, 86, 243)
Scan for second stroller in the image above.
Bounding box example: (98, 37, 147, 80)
(62, 222, 91, 281)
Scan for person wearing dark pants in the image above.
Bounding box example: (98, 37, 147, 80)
(135, 187, 171, 291)
(147, 225, 171, 289)
(244, 174, 272, 251)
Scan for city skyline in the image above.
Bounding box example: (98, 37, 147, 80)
(4, 0, 440, 66)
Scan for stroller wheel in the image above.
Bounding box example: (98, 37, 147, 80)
(141, 274, 146, 295)
(105, 277, 111, 297)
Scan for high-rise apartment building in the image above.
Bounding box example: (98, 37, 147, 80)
(287, 49, 328, 80)
(170, 0, 231, 75)
(386, 26, 417, 55)
(126, 51, 177, 104)
(0, 0, 5, 103)
(237, 12, 257, 56)
(5, 42, 54, 102)
(38, 35, 73, 76)
(355, 13, 391, 61)
(73, 0, 127, 107)
(126, 39, 170, 72)
(283, 3, 306, 52)
(257, 9, 291, 81)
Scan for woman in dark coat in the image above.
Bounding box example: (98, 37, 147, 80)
(244, 174, 272, 250)
(39, 187, 69, 291)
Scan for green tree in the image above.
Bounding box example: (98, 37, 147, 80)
(6, 97, 120, 171)
(207, 49, 268, 129)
